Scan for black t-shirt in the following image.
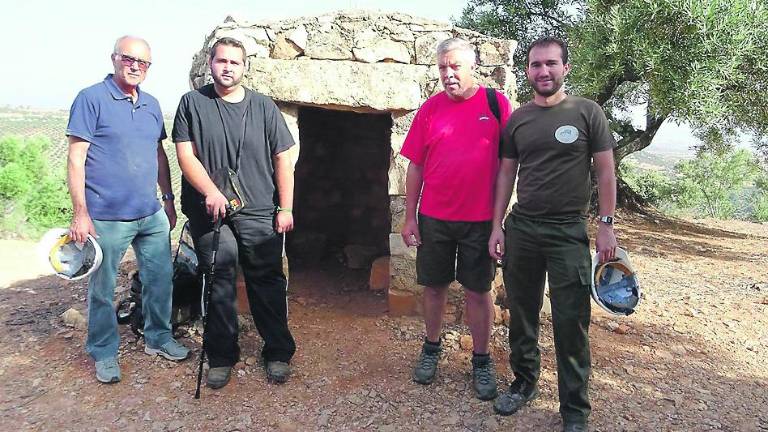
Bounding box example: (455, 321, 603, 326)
(501, 96, 615, 217)
(172, 84, 294, 218)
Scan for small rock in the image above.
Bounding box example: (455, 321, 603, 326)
(277, 419, 299, 432)
(606, 321, 620, 332)
(245, 356, 258, 366)
(459, 335, 473, 351)
(61, 308, 86, 330)
(441, 413, 460, 426)
(348, 394, 364, 405)
(318, 411, 331, 427)
(670, 345, 687, 356)
(614, 324, 631, 334)
(171, 381, 182, 390)
(168, 420, 184, 431)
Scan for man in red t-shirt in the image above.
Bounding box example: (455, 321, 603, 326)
(400, 37, 512, 400)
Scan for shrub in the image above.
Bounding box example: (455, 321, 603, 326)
(0, 135, 71, 237)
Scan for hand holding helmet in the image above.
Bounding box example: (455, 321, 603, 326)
(590, 246, 640, 316)
(39, 228, 103, 281)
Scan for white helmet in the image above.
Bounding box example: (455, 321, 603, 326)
(590, 247, 640, 316)
(39, 228, 103, 281)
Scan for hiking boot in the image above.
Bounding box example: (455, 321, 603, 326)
(471, 355, 498, 400)
(412, 342, 441, 385)
(563, 421, 589, 432)
(95, 357, 121, 384)
(145, 339, 190, 361)
(493, 379, 539, 416)
(206, 366, 232, 389)
(266, 361, 291, 384)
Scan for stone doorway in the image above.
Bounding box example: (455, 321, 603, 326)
(286, 106, 392, 276)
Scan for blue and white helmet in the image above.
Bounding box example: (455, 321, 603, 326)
(590, 247, 640, 316)
(39, 228, 103, 281)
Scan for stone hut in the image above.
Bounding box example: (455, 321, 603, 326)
(189, 10, 517, 323)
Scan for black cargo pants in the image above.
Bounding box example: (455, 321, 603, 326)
(503, 213, 592, 424)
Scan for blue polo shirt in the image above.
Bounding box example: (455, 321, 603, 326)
(66, 74, 166, 220)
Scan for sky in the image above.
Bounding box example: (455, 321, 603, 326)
(0, 0, 468, 113)
(0, 0, 702, 152)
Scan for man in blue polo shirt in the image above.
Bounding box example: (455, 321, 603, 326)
(66, 35, 189, 384)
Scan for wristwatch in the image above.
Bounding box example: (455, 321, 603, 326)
(599, 215, 614, 226)
(161, 192, 175, 201)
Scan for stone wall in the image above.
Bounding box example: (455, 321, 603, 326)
(191, 10, 517, 323)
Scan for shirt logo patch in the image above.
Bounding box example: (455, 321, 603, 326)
(479, 116, 490, 121)
(555, 125, 579, 144)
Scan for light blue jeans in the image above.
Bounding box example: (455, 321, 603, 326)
(86, 209, 173, 361)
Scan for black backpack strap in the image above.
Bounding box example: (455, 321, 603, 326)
(485, 87, 504, 157)
(485, 87, 501, 124)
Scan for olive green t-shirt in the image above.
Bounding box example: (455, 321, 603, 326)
(501, 96, 616, 217)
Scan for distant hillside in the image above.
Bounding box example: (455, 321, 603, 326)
(624, 149, 691, 175)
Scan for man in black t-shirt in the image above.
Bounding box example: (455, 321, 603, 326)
(488, 37, 618, 432)
(173, 37, 296, 389)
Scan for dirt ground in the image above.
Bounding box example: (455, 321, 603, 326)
(0, 213, 766, 432)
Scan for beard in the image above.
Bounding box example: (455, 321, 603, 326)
(212, 73, 242, 88)
(530, 76, 564, 97)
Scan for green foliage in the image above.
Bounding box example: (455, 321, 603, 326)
(752, 193, 768, 222)
(0, 135, 71, 237)
(619, 161, 674, 207)
(458, 0, 768, 164)
(674, 149, 760, 218)
(457, 0, 582, 100)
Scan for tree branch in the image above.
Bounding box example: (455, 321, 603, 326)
(615, 115, 666, 163)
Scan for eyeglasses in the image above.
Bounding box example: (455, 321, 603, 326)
(115, 53, 151, 71)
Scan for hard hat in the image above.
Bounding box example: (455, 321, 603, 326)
(39, 228, 103, 281)
(590, 247, 640, 316)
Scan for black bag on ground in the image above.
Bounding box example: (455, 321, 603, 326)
(116, 221, 202, 337)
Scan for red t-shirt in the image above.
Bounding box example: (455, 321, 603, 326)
(400, 87, 512, 221)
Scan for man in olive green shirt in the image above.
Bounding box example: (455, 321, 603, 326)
(488, 37, 618, 432)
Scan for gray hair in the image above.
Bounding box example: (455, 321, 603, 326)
(113, 35, 150, 54)
(436, 38, 476, 64)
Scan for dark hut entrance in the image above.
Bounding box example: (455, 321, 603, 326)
(286, 106, 392, 290)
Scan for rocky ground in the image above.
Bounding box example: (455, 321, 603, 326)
(1, 213, 767, 432)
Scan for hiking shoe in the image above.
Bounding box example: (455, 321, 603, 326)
(563, 421, 588, 432)
(471, 355, 498, 400)
(493, 379, 539, 416)
(206, 366, 232, 389)
(145, 339, 190, 361)
(266, 361, 291, 383)
(95, 357, 121, 384)
(412, 342, 442, 385)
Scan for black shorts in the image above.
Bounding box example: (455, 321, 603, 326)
(416, 214, 494, 293)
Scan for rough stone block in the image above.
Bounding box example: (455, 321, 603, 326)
(272, 34, 303, 60)
(414, 32, 452, 65)
(388, 289, 419, 316)
(246, 58, 428, 111)
(353, 39, 411, 64)
(390, 255, 418, 294)
(389, 233, 416, 259)
(369, 256, 390, 291)
(388, 153, 410, 195)
(390, 195, 406, 233)
(478, 40, 516, 66)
